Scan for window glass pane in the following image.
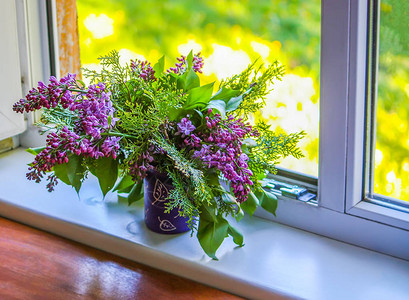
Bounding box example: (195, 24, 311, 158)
(76, 0, 320, 176)
(374, 0, 409, 200)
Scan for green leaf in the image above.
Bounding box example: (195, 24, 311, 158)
(77, 79, 86, 87)
(53, 163, 71, 186)
(240, 191, 260, 216)
(53, 155, 85, 194)
(257, 171, 268, 181)
(221, 193, 237, 204)
(183, 82, 214, 110)
(193, 109, 203, 119)
(176, 51, 195, 90)
(235, 205, 245, 222)
(128, 181, 144, 205)
(210, 87, 241, 102)
(26, 147, 46, 156)
(88, 157, 119, 197)
(205, 171, 220, 186)
(117, 194, 128, 205)
(227, 223, 244, 246)
(168, 72, 179, 85)
(201, 203, 217, 222)
(113, 174, 134, 192)
(177, 67, 200, 91)
(167, 105, 183, 121)
(197, 213, 229, 260)
(223, 86, 252, 112)
(184, 68, 200, 91)
(153, 55, 165, 77)
(185, 50, 194, 70)
(177, 74, 186, 90)
(117, 185, 134, 194)
(255, 189, 278, 216)
(66, 155, 85, 194)
(225, 95, 243, 112)
(207, 100, 226, 119)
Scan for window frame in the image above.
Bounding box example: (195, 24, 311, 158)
(345, 0, 409, 230)
(0, 0, 26, 141)
(255, 0, 409, 261)
(3, 0, 409, 261)
(13, 0, 54, 148)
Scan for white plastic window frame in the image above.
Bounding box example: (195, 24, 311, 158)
(346, 0, 409, 230)
(0, 0, 26, 141)
(8, 0, 409, 261)
(11, 0, 53, 148)
(255, 0, 409, 261)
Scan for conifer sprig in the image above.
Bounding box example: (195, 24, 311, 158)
(220, 60, 285, 117)
(150, 133, 213, 206)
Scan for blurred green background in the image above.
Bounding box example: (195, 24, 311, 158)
(76, 0, 409, 200)
(375, 0, 409, 200)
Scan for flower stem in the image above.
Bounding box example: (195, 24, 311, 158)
(68, 88, 87, 93)
(102, 132, 138, 139)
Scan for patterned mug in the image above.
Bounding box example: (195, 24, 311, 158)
(143, 170, 191, 234)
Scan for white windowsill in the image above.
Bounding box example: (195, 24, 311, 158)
(1, 148, 409, 300)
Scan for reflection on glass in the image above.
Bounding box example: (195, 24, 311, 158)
(76, 0, 320, 176)
(375, 0, 409, 200)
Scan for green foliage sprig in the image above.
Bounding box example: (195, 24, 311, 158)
(221, 60, 285, 117)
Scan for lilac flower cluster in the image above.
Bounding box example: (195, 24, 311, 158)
(26, 127, 80, 190)
(71, 83, 116, 139)
(177, 117, 196, 136)
(26, 126, 121, 191)
(130, 59, 156, 82)
(168, 52, 204, 74)
(189, 111, 255, 203)
(13, 75, 121, 191)
(129, 150, 155, 180)
(101, 136, 121, 158)
(176, 117, 202, 148)
(13, 74, 76, 113)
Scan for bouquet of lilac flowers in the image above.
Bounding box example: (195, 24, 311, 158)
(13, 50, 304, 259)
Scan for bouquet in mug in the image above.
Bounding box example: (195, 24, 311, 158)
(13, 50, 304, 259)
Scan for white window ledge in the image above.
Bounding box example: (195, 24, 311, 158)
(1, 148, 409, 300)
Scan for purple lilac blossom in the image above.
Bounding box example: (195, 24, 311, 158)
(130, 59, 156, 81)
(101, 136, 121, 159)
(13, 73, 76, 113)
(129, 150, 155, 180)
(27, 125, 121, 192)
(13, 75, 116, 142)
(191, 111, 255, 203)
(177, 117, 196, 136)
(72, 83, 115, 139)
(15, 77, 121, 191)
(184, 134, 201, 148)
(168, 52, 204, 74)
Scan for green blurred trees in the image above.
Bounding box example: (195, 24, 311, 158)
(77, 0, 321, 176)
(77, 0, 409, 200)
(375, 0, 409, 199)
(77, 0, 319, 75)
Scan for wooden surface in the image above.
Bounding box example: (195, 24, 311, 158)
(0, 217, 242, 300)
(56, 0, 82, 77)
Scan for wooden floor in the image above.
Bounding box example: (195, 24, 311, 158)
(0, 217, 242, 300)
